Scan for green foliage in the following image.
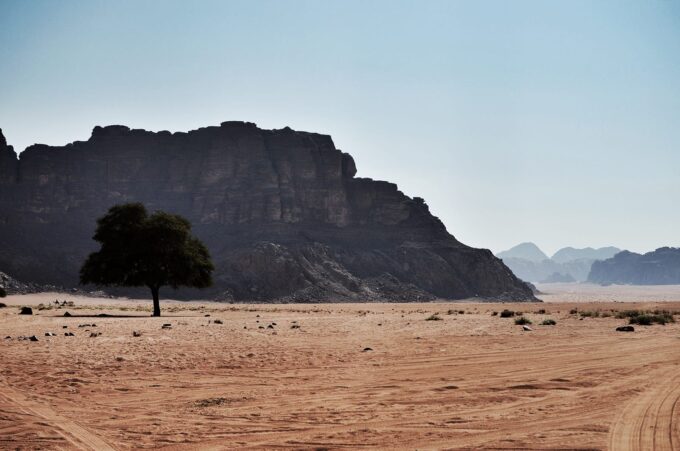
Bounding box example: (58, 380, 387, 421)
(540, 319, 556, 326)
(629, 313, 674, 326)
(500, 309, 515, 318)
(514, 316, 532, 325)
(80, 203, 214, 315)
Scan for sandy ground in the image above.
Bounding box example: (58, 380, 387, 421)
(1, 285, 680, 450)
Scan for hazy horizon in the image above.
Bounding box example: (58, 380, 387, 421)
(1, 0, 678, 255)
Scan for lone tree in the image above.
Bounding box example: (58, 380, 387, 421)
(80, 203, 214, 316)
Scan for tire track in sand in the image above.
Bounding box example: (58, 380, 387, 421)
(0, 382, 116, 451)
(608, 369, 680, 451)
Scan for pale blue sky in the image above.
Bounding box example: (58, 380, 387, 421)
(1, 0, 679, 255)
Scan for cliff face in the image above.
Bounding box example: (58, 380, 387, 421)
(588, 248, 680, 285)
(0, 123, 535, 301)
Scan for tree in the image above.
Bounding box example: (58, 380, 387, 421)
(80, 203, 214, 316)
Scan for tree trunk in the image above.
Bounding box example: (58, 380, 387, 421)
(151, 286, 161, 317)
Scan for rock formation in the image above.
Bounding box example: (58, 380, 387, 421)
(496, 243, 621, 283)
(588, 247, 680, 285)
(0, 123, 535, 301)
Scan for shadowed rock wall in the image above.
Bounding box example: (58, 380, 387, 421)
(0, 123, 535, 301)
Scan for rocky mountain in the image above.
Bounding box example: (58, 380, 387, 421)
(496, 244, 621, 283)
(551, 246, 620, 264)
(588, 247, 680, 285)
(496, 242, 548, 262)
(0, 123, 535, 302)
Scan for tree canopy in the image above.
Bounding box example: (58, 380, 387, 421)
(80, 203, 214, 316)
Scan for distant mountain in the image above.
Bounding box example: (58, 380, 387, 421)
(551, 247, 621, 264)
(497, 243, 622, 283)
(496, 242, 549, 262)
(588, 247, 680, 285)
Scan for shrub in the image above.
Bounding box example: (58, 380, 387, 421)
(537, 309, 546, 314)
(0, 302, 6, 308)
(426, 314, 442, 321)
(629, 313, 674, 326)
(500, 309, 515, 318)
(540, 319, 556, 326)
(579, 311, 600, 318)
(515, 316, 532, 325)
(447, 309, 457, 315)
(491, 311, 498, 316)
(569, 309, 578, 315)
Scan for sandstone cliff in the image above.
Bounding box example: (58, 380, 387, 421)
(0, 123, 535, 301)
(588, 247, 680, 285)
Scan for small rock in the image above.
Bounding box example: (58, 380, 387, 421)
(133, 331, 142, 337)
(19, 306, 33, 315)
(65, 332, 74, 336)
(291, 324, 300, 329)
(271, 322, 277, 326)
(267, 324, 274, 329)
(246, 353, 255, 357)
(204, 314, 211, 317)
(616, 325, 635, 332)
(45, 332, 56, 337)
(4, 336, 11, 339)
(161, 324, 172, 329)
(62, 325, 68, 329)
(522, 325, 533, 331)
(89, 332, 100, 337)
(362, 347, 373, 352)
(213, 319, 223, 324)
(63, 311, 72, 317)
(28, 335, 38, 342)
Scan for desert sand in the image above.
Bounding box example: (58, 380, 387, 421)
(1, 285, 680, 450)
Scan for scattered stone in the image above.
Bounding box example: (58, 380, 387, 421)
(115, 357, 124, 362)
(62, 325, 68, 329)
(4, 336, 11, 339)
(213, 319, 223, 324)
(132, 331, 142, 337)
(90, 332, 100, 337)
(204, 314, 211, 317)
(522, 325, 533, 331)
(258, 326, 264, 329)
(28, 335, 38, 341)
(271, 322, 277, 326)
(78, 324, 91, 328)
(91, 323, 97, 327)
(616, 325, 635, 332)
(44, 332, 56, 337)
(291, 324, 300, 329)
(19, 306, 33, 315)
(65, 332, 75, 336)
(267, 324, 274, 329)
(362, 347, 373, 352)
(0, 303, 6, 308)
(63, 311, 72, 317)
(246, 353, 255, 357)
(161, 324, 172, 329)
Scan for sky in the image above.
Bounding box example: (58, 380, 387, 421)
(1, 0, 679, 256)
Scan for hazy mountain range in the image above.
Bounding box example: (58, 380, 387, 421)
(588, 247, 680, 285)
(496, 243, 621, 283)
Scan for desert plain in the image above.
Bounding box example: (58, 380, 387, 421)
(1, 283, 680, 450)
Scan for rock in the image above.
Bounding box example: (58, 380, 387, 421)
(63, 325, 68, 328)
(590, 248, 680, 285)
(362, 347, 373, 352)
(161, 324, 172, 329)
(0, 125, 535, 302)
(0, 302, 6, 308)
(28, 335, 38, 341)
(19, 306, 32, 315)
(213, 319, 223, 324)
(204, 314, 211, 317)
(267, 324, 274, 329)
(522, 325, 533, 331)
(63, 311, 72, 317)
(65, 332, 74, 336)
(4, 336, 11, 339)
(44, 332, 56, 336)
(89, 332, 100, 337)
(132, 331, 142, 337)
(616, 325, 635, 332)
(291, 324, 300, 329)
